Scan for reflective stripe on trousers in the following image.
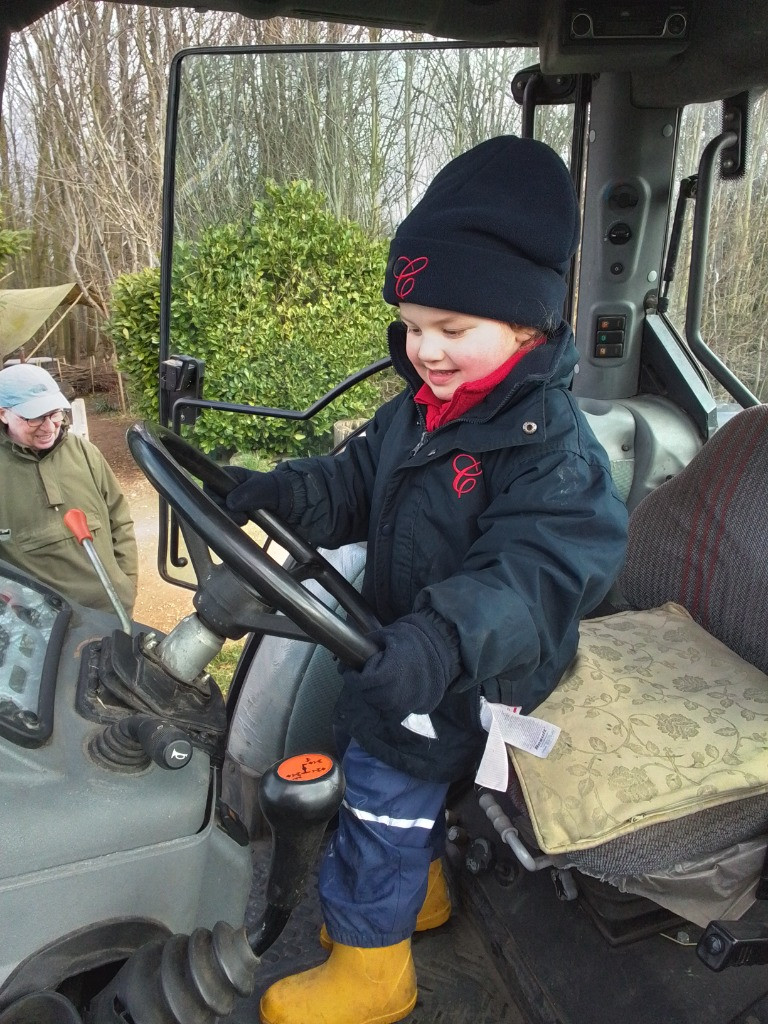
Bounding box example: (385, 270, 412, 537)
(318, 738, 449, 947)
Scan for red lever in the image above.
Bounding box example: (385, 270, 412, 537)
(62, 507, 131, 633)
(64, 508, 93, 544)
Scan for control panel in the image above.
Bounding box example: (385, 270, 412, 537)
(0, 566, 69, 747)
(594, 314, 626, 359)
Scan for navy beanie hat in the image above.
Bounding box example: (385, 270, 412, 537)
(383, 135, 580, 331)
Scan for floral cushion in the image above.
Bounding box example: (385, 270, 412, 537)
(509, 603, 768, 855)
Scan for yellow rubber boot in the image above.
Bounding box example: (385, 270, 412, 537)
(413, 857, 453, 930)
(319, 859, 451, 951)
(259, 939, 417, 1024)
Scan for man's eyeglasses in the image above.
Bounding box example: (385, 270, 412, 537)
(20, 410, 66, 428)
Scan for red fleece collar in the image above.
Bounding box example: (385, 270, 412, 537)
(413, 338, 544, 431)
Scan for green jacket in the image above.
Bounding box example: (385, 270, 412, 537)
(0, 426, 138, 615)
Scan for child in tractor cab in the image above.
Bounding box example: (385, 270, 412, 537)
(218, 135, 629, 1024)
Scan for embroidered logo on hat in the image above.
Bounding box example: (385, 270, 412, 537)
(393, 255, 429, 300)
(382, 136, 580, 330)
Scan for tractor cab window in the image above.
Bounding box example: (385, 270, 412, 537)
(662, 94, 768, 406)
(146, 43, 580, 587)
(158, 44, 576, 444)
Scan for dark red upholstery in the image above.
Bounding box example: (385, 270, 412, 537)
(618, 405, 768, 675)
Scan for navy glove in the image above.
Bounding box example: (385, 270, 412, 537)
(339, 614, 460, 718)
(204, 466, 280, 526)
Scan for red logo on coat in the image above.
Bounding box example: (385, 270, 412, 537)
(452, 453, 482, 497)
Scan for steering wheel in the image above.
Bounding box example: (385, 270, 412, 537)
(126, 421, 379, 668)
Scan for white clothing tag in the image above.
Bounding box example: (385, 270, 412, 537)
(475, 697, 561, 791)
(401, 712, 438, 739)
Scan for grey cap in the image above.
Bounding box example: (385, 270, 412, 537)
(0, 364, 71, 419)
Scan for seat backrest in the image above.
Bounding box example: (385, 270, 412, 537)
(577, 394, 701, 513)
(618, 404, 768, 675)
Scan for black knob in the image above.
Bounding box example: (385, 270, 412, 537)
(665, 13, 687, 36)
(259, 754, 345, 908)
(90, 714, 193, 772)
(465, 836, 494, 875)
(607, 222, 632, 245)
(246, 754, 345, 955)
(135, 717, 193, 769)
(571, 12, 593, 37)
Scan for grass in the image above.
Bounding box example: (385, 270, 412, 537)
(207, 638, 246, 697)
(230, 450, 279, 472)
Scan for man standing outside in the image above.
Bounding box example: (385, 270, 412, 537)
(0, 363, 138, 616)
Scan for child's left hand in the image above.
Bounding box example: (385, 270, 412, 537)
(339, 613, 459, 717)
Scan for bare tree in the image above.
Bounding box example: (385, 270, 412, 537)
(3, 1, 766, 401)
(665, 91, 768, 402)
(2, 4, 375, 360)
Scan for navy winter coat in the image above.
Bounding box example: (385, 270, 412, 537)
(272, 321, 628, 781)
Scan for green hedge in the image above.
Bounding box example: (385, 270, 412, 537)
(107, 180, 394, 457)
(0, 200, 31, 270)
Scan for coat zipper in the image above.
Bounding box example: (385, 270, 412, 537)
(410, 430, 429, 457)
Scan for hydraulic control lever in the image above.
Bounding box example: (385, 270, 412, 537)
(88, 753, 345, 1024)
(63, 508, 132, 632)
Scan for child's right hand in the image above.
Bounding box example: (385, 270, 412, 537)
(339, 613, 459, 718)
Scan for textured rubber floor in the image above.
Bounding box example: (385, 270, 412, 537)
(228, 799, 768, 1024)
(228, 839, 524, 1024)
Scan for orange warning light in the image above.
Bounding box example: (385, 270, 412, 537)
(277, 753, 334, 782)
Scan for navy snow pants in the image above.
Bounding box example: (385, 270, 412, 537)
(318, 738, 449, 947)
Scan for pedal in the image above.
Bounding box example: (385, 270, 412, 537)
(696, 920, 768, 971)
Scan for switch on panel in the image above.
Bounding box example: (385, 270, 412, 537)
(597, 316, 625, 331)
(594, 315, 626, 358)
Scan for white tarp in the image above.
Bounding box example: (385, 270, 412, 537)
(0, 284, 79, 358)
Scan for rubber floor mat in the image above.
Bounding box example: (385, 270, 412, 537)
(227, 838, 524, 1024)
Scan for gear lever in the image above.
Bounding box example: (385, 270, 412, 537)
(63, 508, 132, 632)
(87, 752, 345, 1024)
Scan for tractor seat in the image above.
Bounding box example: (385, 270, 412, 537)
(507, 405, 768, 926)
